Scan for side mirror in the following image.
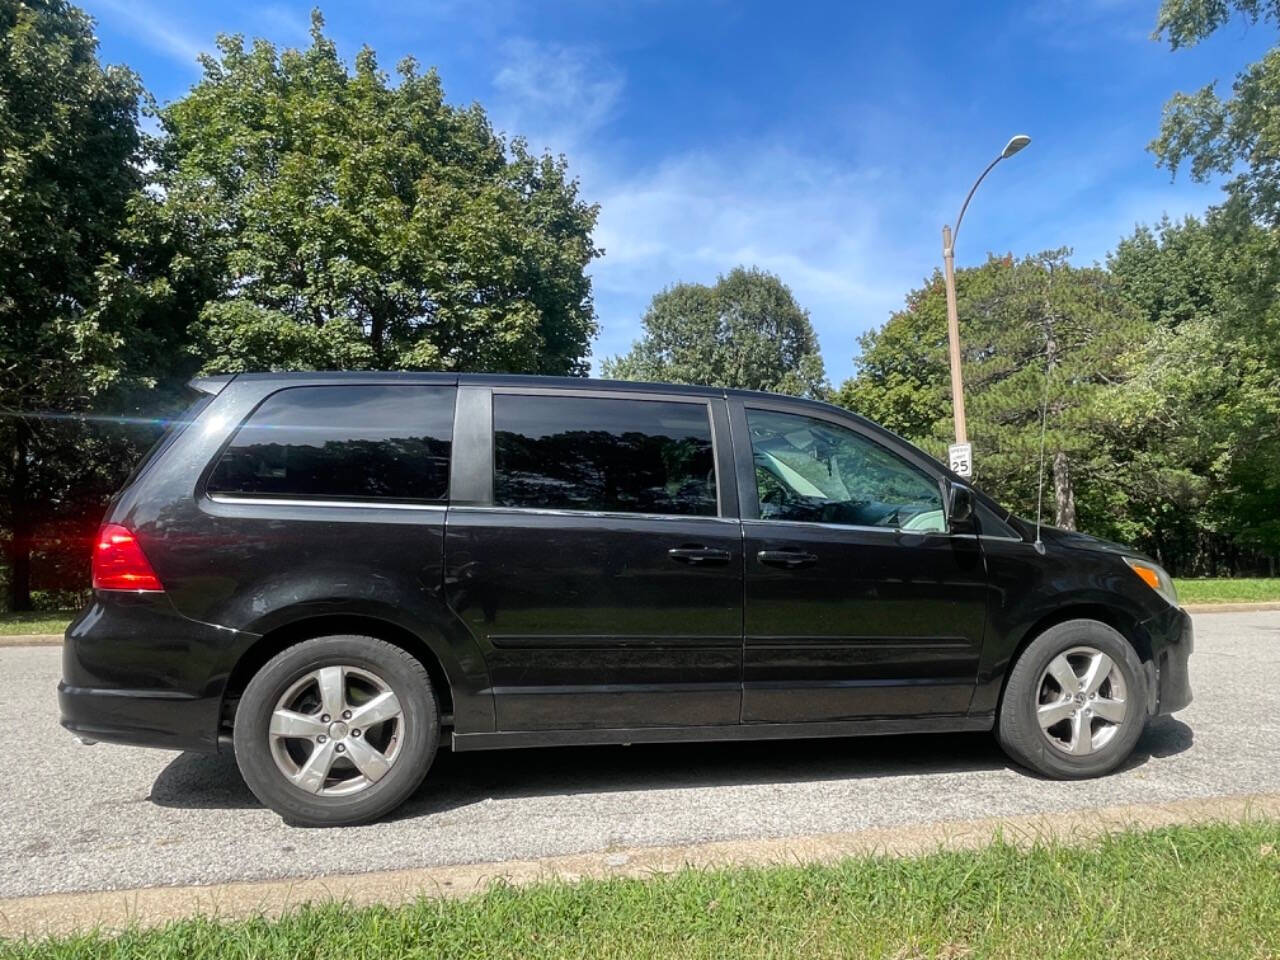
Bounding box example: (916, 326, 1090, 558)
(948, 482, 975, 531)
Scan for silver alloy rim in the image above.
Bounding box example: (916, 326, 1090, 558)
(269, 665, 404, 797)
(1036, 645, 1128, 756)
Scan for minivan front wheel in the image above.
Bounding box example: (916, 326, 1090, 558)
(997, 619, 1147, 779)
(234, 635, 438, 826)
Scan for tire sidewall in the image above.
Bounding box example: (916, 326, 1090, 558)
(233, 635, 438, 826)
(999, 620, 1147, 779)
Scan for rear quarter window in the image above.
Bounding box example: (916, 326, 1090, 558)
(206, 384, 455, 503)
(121, 391, 215, 490)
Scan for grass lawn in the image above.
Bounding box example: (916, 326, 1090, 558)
(0, 610, 77, 637)
(5, 820, 1278, 959)
(1174, 577, 1280, 605)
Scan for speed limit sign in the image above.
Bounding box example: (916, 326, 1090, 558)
(948, 442, 973, 478)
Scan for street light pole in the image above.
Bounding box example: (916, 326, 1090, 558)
(941, 222, 966, 446)
(942, 134, 1031, 475)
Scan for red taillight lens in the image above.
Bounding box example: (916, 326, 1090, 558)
(92, 524, 163, 591)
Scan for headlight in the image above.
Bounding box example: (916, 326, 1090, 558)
(1123, 557, 1179, 607)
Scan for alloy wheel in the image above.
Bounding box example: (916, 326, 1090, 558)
(1035, 645, 1128, 756)
(268, 665, 405, 796)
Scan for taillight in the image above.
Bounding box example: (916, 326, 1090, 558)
(92, 524, 164, 592)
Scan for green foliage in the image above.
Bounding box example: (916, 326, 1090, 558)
(839, 214, 1280, 573)
(0, 0, 152, 609)
(1151, 0, 1280, 225)
(1154, 0, 1280, 50)
(153, 13, 600, 376)
(1108, 214, 1280, 566)
(603, 267, 828, 398)
(834, 275, 950, 441)
(837, 252, 1147, 539)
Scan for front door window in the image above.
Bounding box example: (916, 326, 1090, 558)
(746, 408, 945, 532)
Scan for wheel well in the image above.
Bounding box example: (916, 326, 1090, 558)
(219, 615, 455, 734)
(996, 603, 1153, 713)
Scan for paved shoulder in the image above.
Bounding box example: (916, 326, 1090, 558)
(2, 611, 1277, 900)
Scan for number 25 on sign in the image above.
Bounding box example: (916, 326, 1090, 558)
(949, 443, 973, 478)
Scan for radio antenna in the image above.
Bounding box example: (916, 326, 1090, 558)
(1033, 339, 1052, 554)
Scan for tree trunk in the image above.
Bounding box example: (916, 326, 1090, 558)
(369, 310, 386, 367)
(1052, 450, 1077, 531)
(5, 418, 33, 611)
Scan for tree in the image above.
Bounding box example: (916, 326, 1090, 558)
(602, 267, 828, 398)
(153, 12, 600, 376)
(837, 252, 1148, 536)
(0, 0, 147, 610)
(1150, 0, 1280, 225)
(1108, 213, 1280, 572)
(835, 277, 950, 442)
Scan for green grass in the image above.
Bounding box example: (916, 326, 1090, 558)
(0, 610, 77, 636)
(1174, 577, 1280, 605)
(5, 821, 1279, 959)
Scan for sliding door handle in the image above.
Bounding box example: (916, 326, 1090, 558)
(667, 546, 732, 566)
(757, 549, 818, 569)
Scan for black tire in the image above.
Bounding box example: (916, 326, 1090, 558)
(233, 635, 438, 826)
(997, 619, 1147, 779)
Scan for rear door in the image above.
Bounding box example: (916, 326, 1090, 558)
(444, 386, 744, 731)
(731, 398, 988, 724)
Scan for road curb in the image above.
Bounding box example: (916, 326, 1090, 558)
(0, 633, 62, 647)
(1182, 601, 1280, 613)
(2, 791, 1277, 939)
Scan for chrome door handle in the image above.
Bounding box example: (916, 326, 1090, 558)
(667, 546, 732, 565)
(757, 549, 818, 569)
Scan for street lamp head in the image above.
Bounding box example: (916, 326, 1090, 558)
(1001, 134, 1032, 159)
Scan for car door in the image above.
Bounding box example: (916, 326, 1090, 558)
(730, 398, 988, 724)
(444, 385, 744, 732)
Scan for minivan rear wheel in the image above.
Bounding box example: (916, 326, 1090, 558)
(233, 635, 438, 826)
(997, 619, 1147, 779)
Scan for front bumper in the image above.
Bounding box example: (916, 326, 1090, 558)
(59, 592, 256, 753)
(1143, 603, 1193, 716)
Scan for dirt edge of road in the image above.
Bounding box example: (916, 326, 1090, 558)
(0, 634, 62, 647)
(3, 792, 1277, 939)
(4, 601, 1277, 649)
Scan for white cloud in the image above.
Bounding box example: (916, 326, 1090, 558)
(90, 0, 206, 67)
(484, 43, 976, 381)
(491, 39, 624, 153)
(587, 148, 929, 378)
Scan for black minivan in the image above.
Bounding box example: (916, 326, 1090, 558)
(61, 373, 1192, 826)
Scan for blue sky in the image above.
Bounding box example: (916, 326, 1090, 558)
(86, 0, 1269, 382)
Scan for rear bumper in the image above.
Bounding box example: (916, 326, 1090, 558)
(58, 592, 257, 753)
(58, 683, 223, 752)
(1144, 603, 1193, 716)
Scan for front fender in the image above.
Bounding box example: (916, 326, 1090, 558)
(971, 538, 1169, 717)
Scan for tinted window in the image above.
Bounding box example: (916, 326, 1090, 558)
(494, 394, 717, 516)
(746, 408, 944, 531)
(122, 390, 214, 490)
(208, 385, 454, 502)
(977, 503, 1021, 539)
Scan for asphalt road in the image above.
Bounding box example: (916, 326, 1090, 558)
(4, 611, 1277, 899)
